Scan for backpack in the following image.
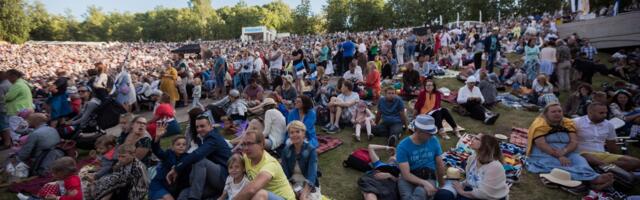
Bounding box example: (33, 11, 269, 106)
(342, 148, 372, 172)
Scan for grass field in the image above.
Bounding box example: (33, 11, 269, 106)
(1, 53, 638, 199)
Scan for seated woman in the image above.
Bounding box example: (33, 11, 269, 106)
(609, 89, 640, 135)
(563, 83, 593, 117)
(276, 75, 298, 108)
(402, 62, 421, 98)
(117, 116, 153, 167)
(147, 94, 181, 139)
(288, 95, 318, 148)
(414, 80, 460, 139)
(362, 61, 381, 101)
(526, 103, 614, 190)
(444, 134, 509, 200)
(281, 121, 321, 200)
(89, 144, 149, 200)
(456, 76, 499, 125)
(531, 74, 557, 106)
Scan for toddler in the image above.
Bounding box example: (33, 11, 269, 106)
(192, 78, 203, 109)
(19, 157, 82, 200)
(352, 101, 374, 142)
(218, 154, 249, 200)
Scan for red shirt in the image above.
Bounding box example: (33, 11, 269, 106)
(59, 175, 83, 200)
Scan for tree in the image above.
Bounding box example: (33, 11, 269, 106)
(261, 0, 293, 32)
(518, 0, 561, 16)
(292, 0, 313, 35)
(0, 0, 31, 43)
(324, 0, 350, 32)
(350, 0, 387, 31)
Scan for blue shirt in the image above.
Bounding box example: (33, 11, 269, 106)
(342, 40, 356, 57)
(377, 96, 405, 123)
(396, 136, 443, 171)
(287, 108, 318, 148)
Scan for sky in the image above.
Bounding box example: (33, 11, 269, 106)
(35, 0, 325, 19)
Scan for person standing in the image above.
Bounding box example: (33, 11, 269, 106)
(483, 27, 501, 73)
(174, 53, 190, 106)
(555, 40, 572, 91)
(396, 35, 406, 65)
(341, 37, 357, 76)
(160, 61, 180, 107)
(580, 40, 598, 61)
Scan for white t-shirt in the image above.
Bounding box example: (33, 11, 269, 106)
(342, 70, 363, 82)
(224, 175, 250, 199)
(573, 116, 617, 153)
(338, 92, 360, 115)
(358, 43, 367, 53)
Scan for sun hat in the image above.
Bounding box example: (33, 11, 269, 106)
(229, 89, 240, 97)
(283, 75, 294, 84)
(465, 76, 478, 84)
(539, 168, 582, 187)
(412, 114, 437, 134)
(260, 98, 276, 107)
(444, 167, 462, 179)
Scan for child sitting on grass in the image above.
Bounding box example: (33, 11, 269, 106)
(150, 123, 190, 200)
(218, 153, 249, 200)
(90, 144, 149, 200)
(18, 157, 82, 200)
(352, 101, 375, 142)
(92, 135, 117, 181)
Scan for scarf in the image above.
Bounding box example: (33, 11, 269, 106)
(526, 116, 576, 155)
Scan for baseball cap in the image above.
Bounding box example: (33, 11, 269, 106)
(412, 114, 437, 134)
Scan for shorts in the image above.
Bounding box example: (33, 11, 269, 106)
(581, 152, 624, 164)
(267, 191, 285, 200)
(340, 110, 353, 123)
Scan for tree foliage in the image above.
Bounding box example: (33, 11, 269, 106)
(0, 0, 574, 43)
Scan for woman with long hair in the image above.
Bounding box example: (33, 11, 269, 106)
(287, 95, 318, 148)
(415, 80, 461, 139)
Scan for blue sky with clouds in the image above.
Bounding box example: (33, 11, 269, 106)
(35, 0, 325, 19)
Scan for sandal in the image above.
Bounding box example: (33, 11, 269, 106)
(539, 177, 559, 189)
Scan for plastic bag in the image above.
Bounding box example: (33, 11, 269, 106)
(6, 161, 29, 178)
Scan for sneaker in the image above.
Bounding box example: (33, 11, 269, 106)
(17, 193, 29, 200)
(484, 113, 500, 125)
(387, 135, 398, 147)
(326, 125, 339, 134)
(322, 123, 332, 131)
(353, 134, 361, 142)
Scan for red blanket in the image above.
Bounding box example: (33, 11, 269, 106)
(441, 91, 459, 104)
(9, 158, 95, 195)
(316, 135, 343, 155)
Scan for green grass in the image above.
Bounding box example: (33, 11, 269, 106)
(1, 54, 638, 200)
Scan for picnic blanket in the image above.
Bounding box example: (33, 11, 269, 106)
(509, 127, 528, 148)
(440, 133, 526, 187)
(434, 69, 461, 79)
(497, 93, 540, 111)
(441, 91, 458, 104)
(316, 135, 343, 155)
(9, 158, 95, 195)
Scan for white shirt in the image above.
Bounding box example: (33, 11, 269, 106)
(263, 108, 286, 150)
(253, 57, 263, 73)
(358, 43, 367, 53)
(573, 116, 617, 153)
(456, 85, 485, 104)
(338, 92, 360, 114)
(342, 66, 363, 82)
(269, 51, 283, 70)
(223, 175, 250, 199)
(396, 39, 405, 53)
(440, 33, 451, 47)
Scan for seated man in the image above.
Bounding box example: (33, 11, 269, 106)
(167, 115, 232, 200)
(456, 76, 499, 125)
(396, 114, 448, 200)
(209, 89, 248, 121)
(373, 86, 408, 146)
(17, 113, 60, 165)
(235, 130, 296, 200)
(574, 102, 640, 172)
(323, 81, 359, 133)
(244, 78, 264, 107)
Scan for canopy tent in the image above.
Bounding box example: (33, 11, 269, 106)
(171, 44, 201, 54)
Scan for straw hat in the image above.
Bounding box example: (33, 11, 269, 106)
(444, 167, 462, 180)
(260, 98, 276, 107)
(539, 168, 581, 187)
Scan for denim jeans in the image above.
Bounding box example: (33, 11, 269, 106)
(177, 159, 226, 200)
(486, 51, 497, 73)
(398, 176, 430, 200)
(373, 121, 403, 138)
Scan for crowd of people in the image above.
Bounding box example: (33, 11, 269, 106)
(0, 11, 639, 200)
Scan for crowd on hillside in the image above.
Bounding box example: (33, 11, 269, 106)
(1, 12, 640, 200)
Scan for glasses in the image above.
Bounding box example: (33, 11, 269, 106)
(240, 141, 257, 147)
